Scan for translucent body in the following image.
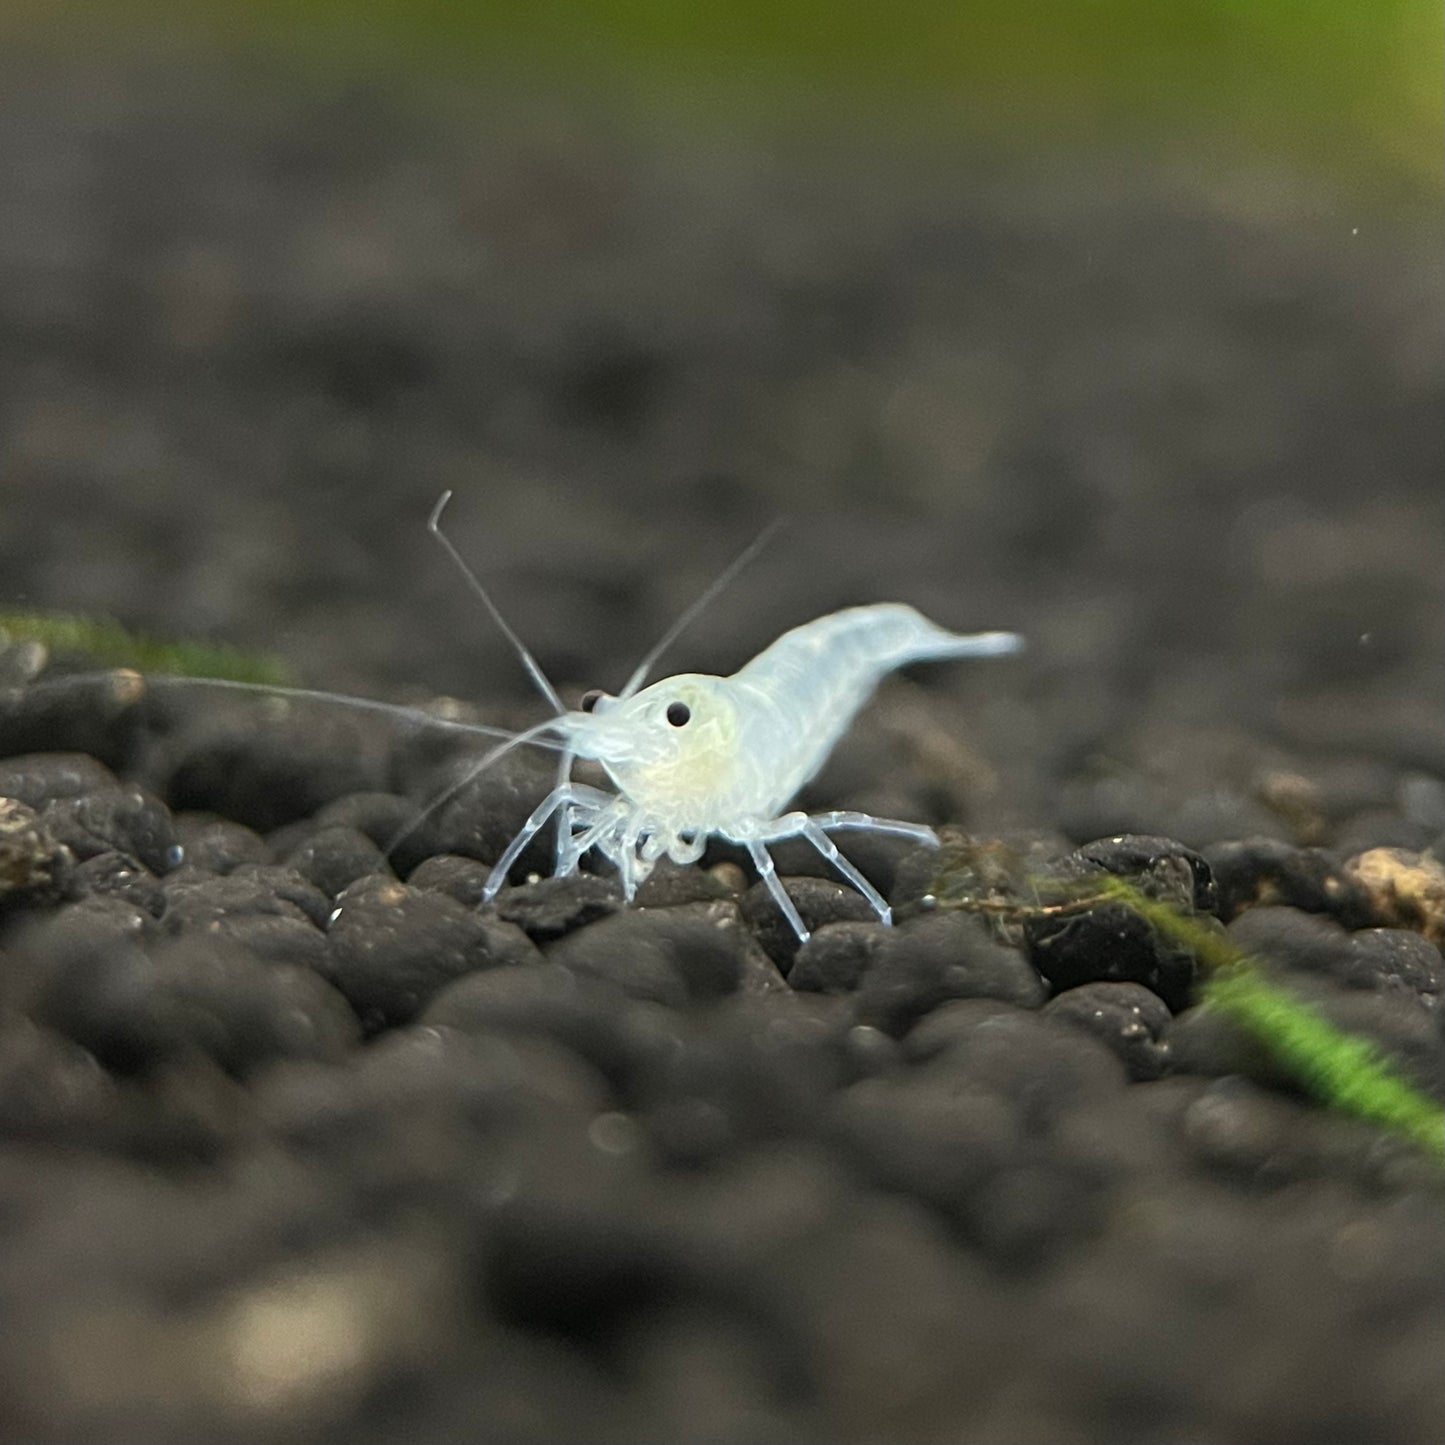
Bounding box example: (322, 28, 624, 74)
(484, 603, 1023, 942)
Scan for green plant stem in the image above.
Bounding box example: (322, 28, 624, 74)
(1095, 875, 1444, 1162)
(0, 611, 293, 686)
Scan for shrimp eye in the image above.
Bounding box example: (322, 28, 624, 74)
(666, 701, 691, 727)
(580, 689, 606, 713)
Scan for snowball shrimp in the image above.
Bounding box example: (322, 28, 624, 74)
(3, 498, 1023, 944)
(418, 495, 1024, 942)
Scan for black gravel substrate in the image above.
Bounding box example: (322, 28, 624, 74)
(1, 44, 1442, 1445)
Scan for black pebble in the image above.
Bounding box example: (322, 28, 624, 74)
(1204, 837, 1374, 927)
(1226, 906, 1442, 1004)
(1074, 834, 1217, 912)
(67, 850, 166, 917)
(407, 853, 494, 908)
(637, 994, 851, 1165)
(739, 875, 877, 969)
(422, 962, 682, 1099)
(483, 1193, 729, 1341)
(830, 1004, 1119, 1266)
(902, 1001, 1127, 1121)
(41, 785, 183, 875)
(231, 864, 335, 927)
(162, 867, 328, 931)
(1024, 834, 1215, 1011)
(0, 752, 118, 808)
(323, 874, 541, 1031)
(163, 718, 382, 832)
(202, 913, 331, 970)
(387, 746, 557, 879)
(897, 1007, 1124, 1262)
(1041, 982, 1173, 1081)
(545, 901, 754, 1006)
(853, 910, 1045, 1036)
(312, 790, 417, 848)
(9, 906, 359, 1075)
(634, 857, 734, 908)
(283, 823, 390, 898)
(172, 814, 271, 874)
(0, 1014, 115, 1144)
(789, 921, 884, 993)
(495, 873, 625, 942)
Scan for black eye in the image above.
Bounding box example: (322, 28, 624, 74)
(580, 689, 606, 713)
(666, 701, 691, 727)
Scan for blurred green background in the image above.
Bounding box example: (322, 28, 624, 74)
(8, 0, 1440, 198)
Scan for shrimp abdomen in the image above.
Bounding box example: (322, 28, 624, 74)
(728, 604, 1021, 812)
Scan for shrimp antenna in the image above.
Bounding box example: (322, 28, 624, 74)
(619, 517, 785, 700)
(0, 670, 564, 749)
(428, 492, 566, 716)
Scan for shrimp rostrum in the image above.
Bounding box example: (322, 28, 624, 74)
(423, 497, 1024, 944)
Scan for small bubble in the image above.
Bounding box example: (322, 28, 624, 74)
(587, 1111, 642, 1155)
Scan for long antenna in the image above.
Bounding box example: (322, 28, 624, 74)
(1, 671, 564, 749)
(428, 492, 566, 716)
(619, 517, 784, 699)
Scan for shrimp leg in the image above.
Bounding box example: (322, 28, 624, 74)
(808, 810, 940, 847)
(552, 782, 619, 874)
(483, 783, 609, 902)
(755, 811, 895, 925)
(558, 795, 629, 877)
(801, 820, 893, 924)
(745, 840, 811, 943)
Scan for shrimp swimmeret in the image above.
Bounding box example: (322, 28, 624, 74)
(416, 496, 1025, 943)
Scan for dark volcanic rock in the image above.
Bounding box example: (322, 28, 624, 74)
(0, 753, 119, 809)
(636, 994, 853, 1165)
(283, 823, 391, 898)
(406, 852, 494, 907)
(162, 867, 330, 931)
(163, 717, 385, 833)
(740, 875, 878, 970)
(422, 962, 683, 1099)
(544, 901, 765, 1006)
(832, 1005, 1123, 1264)
(1204, 836, 1375, 926)
(67, 849, 167, 917)
(854, 910, 1045, 1036)
(1226, 906, 1442, 1004)
(322, 874, 541, 1031)
(312, 790, 418, 850)
(495, 873, 626, 942)
(789, 921, 884, 994)
(386, 746, 558, 880)
(1023, 834, 1216, 1010)
(8, 905, 359, 1074)
(1042, 981, 1173, 1081)
(172, 814, 271, 874)
(42, 785, 183, 876)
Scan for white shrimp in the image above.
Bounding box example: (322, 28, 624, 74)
(2, 499, 1023, 944)
(424, 496, 1023, 943)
